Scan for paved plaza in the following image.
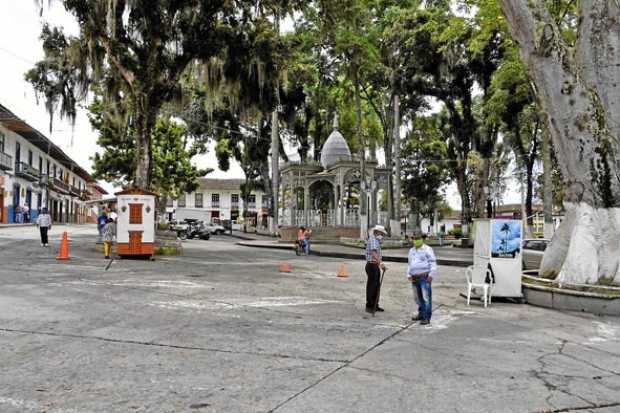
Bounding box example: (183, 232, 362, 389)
(0, 225, 618, 413)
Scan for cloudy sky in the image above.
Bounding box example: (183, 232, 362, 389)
(0, 1, 521, 209)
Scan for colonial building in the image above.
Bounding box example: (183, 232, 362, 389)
(168, 178, 268, 228)
(0, 103, 97, 224)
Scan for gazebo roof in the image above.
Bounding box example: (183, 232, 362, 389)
(320, 116, 351, 168)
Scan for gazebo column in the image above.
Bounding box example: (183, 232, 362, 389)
(332, 184, 339, 226)
(304, 185, 310, 227)
(289, 184, 296, 227)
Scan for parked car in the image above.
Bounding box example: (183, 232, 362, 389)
(522, 239, 550, 270)
(205, 222, 226, 235)
(169, 220, 189, 240)
(184, 219, 211, 240)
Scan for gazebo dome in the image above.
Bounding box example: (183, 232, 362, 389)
(320, 116, 351, 168)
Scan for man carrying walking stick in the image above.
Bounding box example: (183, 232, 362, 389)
(365, 225, 387, 314)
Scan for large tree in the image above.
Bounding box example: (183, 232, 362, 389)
(500, 0, 620, 284)
(27, 0, 283, 189)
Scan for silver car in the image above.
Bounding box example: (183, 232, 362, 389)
(522, 239, 550, 270)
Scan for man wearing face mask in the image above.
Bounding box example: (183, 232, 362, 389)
(407, 231, 437, 325)
(365, 225, 388, 313)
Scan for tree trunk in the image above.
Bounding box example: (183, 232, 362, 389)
(542, 130, 555, 238)
(134, 103, 155, 189)
(392, 95, 402, 236)
(354, 77, 367, 239)
(455, 163, 472, 236)
(500, 0, 620, 284)
(271, 110, 279, 235)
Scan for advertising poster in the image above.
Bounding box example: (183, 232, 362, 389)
(491, 219, 521, 258)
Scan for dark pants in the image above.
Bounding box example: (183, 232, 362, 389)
(40, 227, 48, 245)
(365, 262, 381, 308)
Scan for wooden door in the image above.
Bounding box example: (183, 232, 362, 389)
(128, 231, 143, 254)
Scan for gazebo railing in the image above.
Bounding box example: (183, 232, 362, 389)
(344, 209, 359, 226)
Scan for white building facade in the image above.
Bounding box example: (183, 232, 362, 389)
(168, 178, 268, 228)
(0, 104, 96, 224)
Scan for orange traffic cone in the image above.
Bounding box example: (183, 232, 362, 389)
(337, 263, 349, 278)
(56, 231, 70, 261)
(279, 262, 292, 273)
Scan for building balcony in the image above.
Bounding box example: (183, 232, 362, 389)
(212, 202, 220, 209)
(39, 173, 49, 186)
(247, 202, 256, 209)
(79, 189, 92, 201)
(69, 185, 81, 197)
(15, 162, 40, 181)
(231, 202, 239, 210)
(49, 177, 71, 194)
(0, 152, 12, 171)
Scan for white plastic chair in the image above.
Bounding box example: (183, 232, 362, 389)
(465, 265, 492, 308)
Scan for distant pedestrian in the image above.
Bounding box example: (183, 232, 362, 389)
(36, 207, 52, 247)
(23, 204, 30, 223)
(303, 227, 312, 255)
(102, 217, 115, 259)
(407, 231, 437, 325)
(365, 225, 387, 313)
(297, 226, 307, 255)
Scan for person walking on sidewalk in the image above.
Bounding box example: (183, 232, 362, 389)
(97, 209, 108, 242)
(365, 225, 387, 313)
(407, 231, 437, 325)
(36, 207, 52, 247)
(102, 217, 115, 259)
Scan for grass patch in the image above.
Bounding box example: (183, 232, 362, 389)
(155, 246, 182, 256)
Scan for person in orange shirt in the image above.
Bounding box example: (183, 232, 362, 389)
(297, 226, 307, 255)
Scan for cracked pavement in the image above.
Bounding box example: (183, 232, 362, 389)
(0, 225, 618, 413)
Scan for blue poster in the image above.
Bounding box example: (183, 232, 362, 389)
(491, 219, 521, 258)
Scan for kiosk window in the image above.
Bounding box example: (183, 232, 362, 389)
(129, 203, 143, 224)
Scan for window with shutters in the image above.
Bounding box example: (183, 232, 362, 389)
(129, 203, 143, 224)
(195, 193, 203, 208)
(178, 194, 186, 207)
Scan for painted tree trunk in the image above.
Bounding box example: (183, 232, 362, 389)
(500, 0, 620, 284)
(542, 131, 555, 238)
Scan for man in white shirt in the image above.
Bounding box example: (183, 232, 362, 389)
(406, 231, 437, 325)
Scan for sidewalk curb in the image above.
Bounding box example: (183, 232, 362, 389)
(236, 241, 472, 267)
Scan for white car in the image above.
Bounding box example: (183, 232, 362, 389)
(522, 239, 550, 270)
(205, 222, 226, 235)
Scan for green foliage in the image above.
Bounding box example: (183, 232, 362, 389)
(90, 96, 209, 200)
(401, 115, 452, 217)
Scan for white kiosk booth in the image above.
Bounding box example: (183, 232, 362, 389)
(473, 218, 523, 298)
(115, 188, 158, 258)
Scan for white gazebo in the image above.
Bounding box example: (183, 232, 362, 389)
(279, 116, 390, 240)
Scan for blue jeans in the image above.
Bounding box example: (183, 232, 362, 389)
(412, 276, 432, 321)
(304, 239, 310, 254)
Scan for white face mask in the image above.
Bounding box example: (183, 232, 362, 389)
(376, 234, 384, 241)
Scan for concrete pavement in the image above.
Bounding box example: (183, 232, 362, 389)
(0, 225, 618, 413)
(235, 237, 473, 266)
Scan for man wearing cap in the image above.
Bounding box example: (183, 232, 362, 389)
(365, 225, 387, 313)
(406, 231, 437, 325)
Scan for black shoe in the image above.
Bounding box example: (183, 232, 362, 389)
(420, 319, 430, 325)
(104, 256, 110, 259)
(365, 307, 374, 314)
(411, 314, 422, 321)
(375, 307, 384, 312)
